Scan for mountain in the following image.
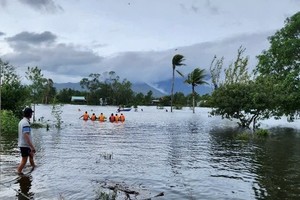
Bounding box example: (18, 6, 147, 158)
(153, 78, 213, 96)
(54, 78, 213, 98)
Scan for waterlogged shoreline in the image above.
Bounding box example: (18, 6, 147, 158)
(1, 105, 300, 199)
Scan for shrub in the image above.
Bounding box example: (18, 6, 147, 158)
(0, 110, 19, 135)
(255, 129, 270, 137)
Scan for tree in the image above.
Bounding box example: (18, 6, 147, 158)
(256, 12, 300, 117)
(209, 55, 224, 90)
(0, 59, 29, 117)
(184, 68, 208, 113)
(173, 92, 186, 109)
(26, 66, 48, 121)
(43, 78, 56, 104)
(80, 73, 102, 104)
(171, 54, 185, 112)
(210, 46, 265, 129)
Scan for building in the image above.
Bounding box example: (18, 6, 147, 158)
(71, 96, 86, 104)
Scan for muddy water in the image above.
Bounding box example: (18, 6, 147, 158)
(1, 105, 300, 199)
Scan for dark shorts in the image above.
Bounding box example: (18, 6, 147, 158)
(20, 147, 31, 157)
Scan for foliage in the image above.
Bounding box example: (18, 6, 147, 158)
(51, 99, 64, 129)
(173, 92, 186, 107)
(0, 110, 19, 134)
(56, 88, 86, 103)
(255, 129, 270, 137)
(224, 46, 250, 84)
(235, 131, 251, 141)
(255, 12, 300, 116)
(1, 59, 30, 117)
(171, 54, 185, 112)
(80, 71, 134, 105)
(26, 66, 47, 103)
(210, 55, 224, 90)
(184, 68, 208, 113)
(31, 122, 45, 129)
(210, 46, 271, 129)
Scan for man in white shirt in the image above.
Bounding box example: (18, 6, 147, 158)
(17, 107, 36, 174)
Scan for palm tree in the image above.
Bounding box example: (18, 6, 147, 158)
(185, 68, 208, 113)
(171, 54, 185, 112)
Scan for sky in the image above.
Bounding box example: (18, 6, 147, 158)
(0, 0, 299, 88)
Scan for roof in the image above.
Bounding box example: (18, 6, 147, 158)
(71, 96, 86, 102)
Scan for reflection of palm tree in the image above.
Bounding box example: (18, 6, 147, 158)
(171, 54, 185, 112)
(185, 68, 208, 113)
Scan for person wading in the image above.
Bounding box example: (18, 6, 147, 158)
(17, 107, 36, 174)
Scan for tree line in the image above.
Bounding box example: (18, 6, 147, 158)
(1, 11, 299, 131)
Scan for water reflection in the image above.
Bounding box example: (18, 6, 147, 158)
(209, 127, 300, 199)
(251, 127, 300, 200)
(16, 175, 34, 200)
(1, 105, 300, 199)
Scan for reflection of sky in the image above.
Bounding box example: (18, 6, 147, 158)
(1, 105, 300, 199)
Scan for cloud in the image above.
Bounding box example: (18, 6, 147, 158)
(0, 0, 7, 7)
(5, 31, 57, 51)
(0, 31, 5, 36)
(1, 30, 273, 85)
(18, 0, 63, 13)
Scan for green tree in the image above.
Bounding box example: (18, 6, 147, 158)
(26, 66, 47, 121)
(43, 78, 56, 104)
(256, 11, 300, 116)
(210, 55, 224, 90)
(1, 59, 29, 117)
(171, 54, 185, 112)
(80, 73, 102, 104)
(133, 92, 145, 105)
(173, 92, 186, 109)
(144, 90, 153, 105)
(210, 46, 266, 129)
(184, 68, 208, 113)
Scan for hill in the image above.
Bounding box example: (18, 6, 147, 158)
(54, 78, 213, 97)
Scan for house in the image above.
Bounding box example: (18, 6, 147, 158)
(71, 96, 86, 104)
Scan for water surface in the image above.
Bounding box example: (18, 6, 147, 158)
(1, 105, 300, 199)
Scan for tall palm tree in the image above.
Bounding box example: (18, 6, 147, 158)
(171, 54, 185, 112)
(185, 68, 208, 113)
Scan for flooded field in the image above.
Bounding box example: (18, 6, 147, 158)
(1, 105, 300, 199)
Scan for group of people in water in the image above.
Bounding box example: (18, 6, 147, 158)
(79, 111, 125, 122)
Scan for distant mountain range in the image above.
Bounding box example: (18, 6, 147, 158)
(54, 78, 213, 97)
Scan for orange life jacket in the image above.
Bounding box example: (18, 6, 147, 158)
(99, 115, 105, 122)
(120, 115, 125, 122)
(114, 115, 119, 122)
(83, 113, 89, 120)
(109, 115, 115, 122)
(91, 115, 97, 121)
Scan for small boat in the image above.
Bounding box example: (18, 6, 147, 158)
(117, 108, 131, 112)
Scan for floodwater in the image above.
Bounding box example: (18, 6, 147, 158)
(1, 104, 300, 200)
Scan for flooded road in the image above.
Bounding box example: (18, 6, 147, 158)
(1, 105, 300, 199)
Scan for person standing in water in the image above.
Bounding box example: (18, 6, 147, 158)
(17, 107, 36, 174)
(79, 111, 90, 120)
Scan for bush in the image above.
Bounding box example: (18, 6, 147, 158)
(255, 129, 270, 137)
(0, 110, 19, 135)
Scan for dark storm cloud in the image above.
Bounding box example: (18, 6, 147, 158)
(2, 30, 273, 84)
(3, 33, 103, 77)
(18, 0, 63, 13)
(6, 31, 57, 50)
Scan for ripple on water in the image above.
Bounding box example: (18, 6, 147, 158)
(1, 106, 300, 199)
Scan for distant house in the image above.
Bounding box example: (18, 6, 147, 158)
(71, 96, 86, 104)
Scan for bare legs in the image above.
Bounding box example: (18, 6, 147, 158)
(17, 153, 35, 174)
